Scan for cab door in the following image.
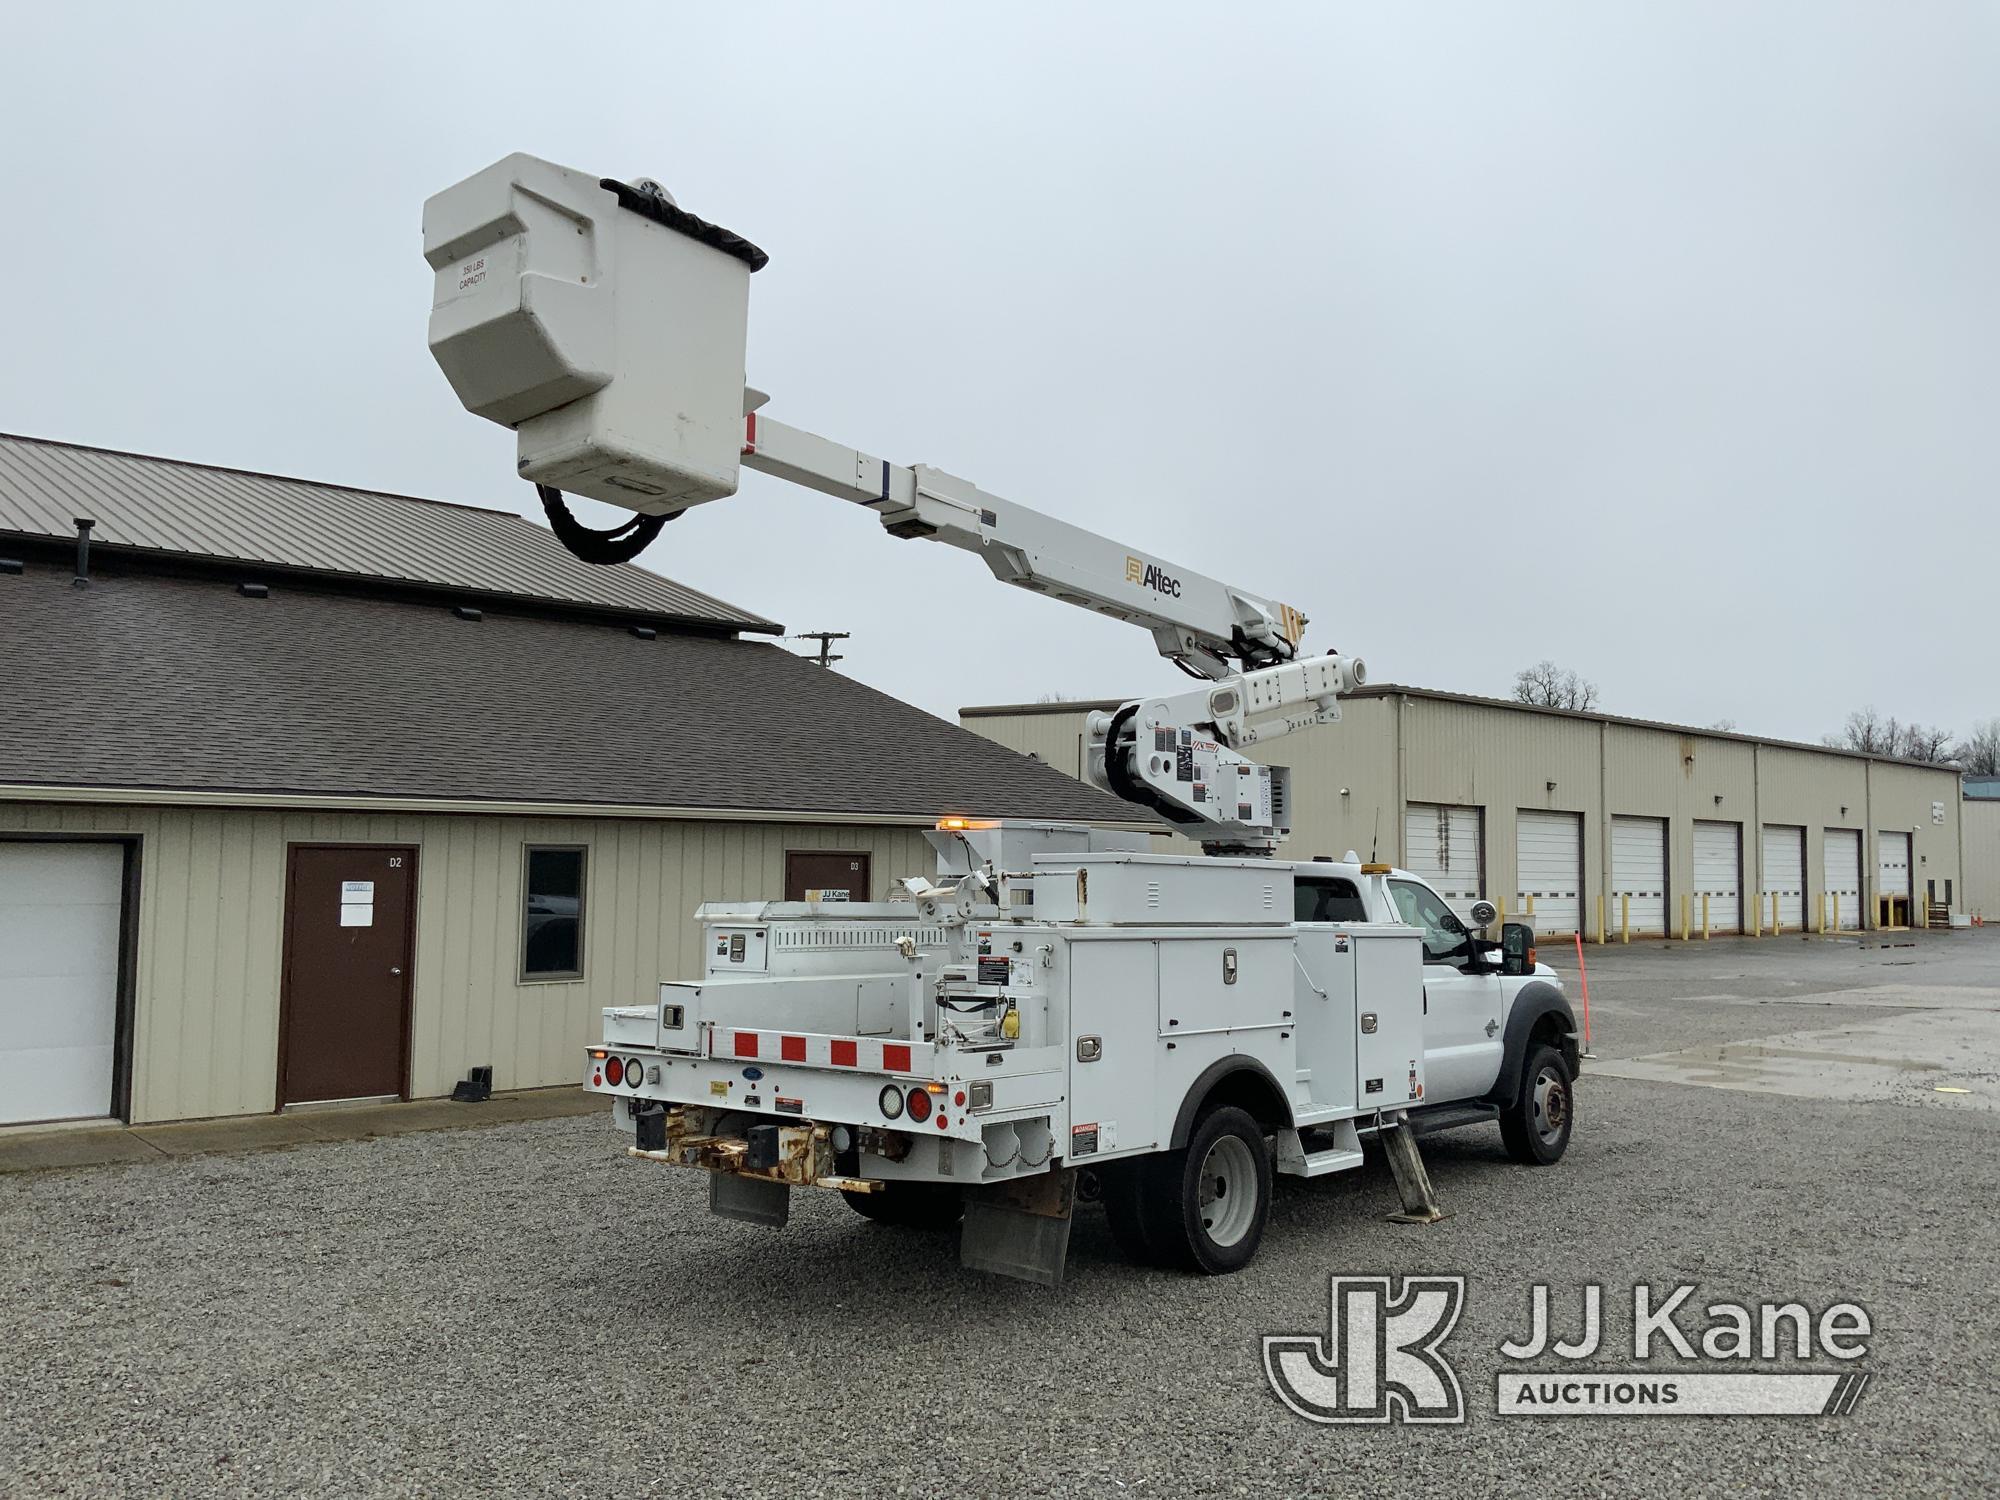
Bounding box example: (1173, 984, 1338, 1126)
(1386, 877, 1504, 1101)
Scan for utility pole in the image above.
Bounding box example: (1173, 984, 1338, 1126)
(787, 630, 849, 667)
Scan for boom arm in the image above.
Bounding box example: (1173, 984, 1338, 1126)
(742, 405, 1303, 680)
(421, 154, 1363, 852)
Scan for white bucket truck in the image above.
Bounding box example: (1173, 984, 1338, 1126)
(422, 155, 1580, 1285)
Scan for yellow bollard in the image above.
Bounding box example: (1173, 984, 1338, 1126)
(1621, 893, 1630, 944)
(1681, 892, 1691, 942)
(1498, 897, 1507, 933)
(1921, 892, 1930, 929)
(1526, 894, 1536, 927)
(1833, 893, 1841, 933)
(1751, 894, 1761, 938)
(1702, 893, 1710, 940)
(1818, 892, 1827, 934)
(1596, 894, 1607, 946)
(1771, 890, 1781, 937)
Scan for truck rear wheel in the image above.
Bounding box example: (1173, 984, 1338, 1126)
(1141, 1106, 1272, 1274)
(1499, 1042, 1574, 1165)
(841, 1182, 963, 1229)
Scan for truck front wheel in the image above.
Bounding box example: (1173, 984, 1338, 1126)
(841, 1182, 963, 1229)
(1141, 1106, 1273, 1274)
(1499, 1043, 1574, 1165)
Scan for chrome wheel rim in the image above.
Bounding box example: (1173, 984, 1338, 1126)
(1532, 1066, 1569, 1146)
(1198, 1134, 1259, 1247)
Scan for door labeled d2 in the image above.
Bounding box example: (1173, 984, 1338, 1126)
(280, 846, 416, 1105)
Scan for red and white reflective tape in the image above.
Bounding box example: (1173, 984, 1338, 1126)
(708, 1028, 932, 1077)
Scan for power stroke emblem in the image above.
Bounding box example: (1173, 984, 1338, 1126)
(1125, 555, 1183, 597)
(1264, 1276, 1466, 1424)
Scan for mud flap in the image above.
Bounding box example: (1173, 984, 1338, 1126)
(710, 1172, 791, 1228)
(960, 1169, 1075, 1288)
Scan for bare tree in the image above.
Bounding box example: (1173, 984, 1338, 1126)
(1824, 707, 1958, 763)
(1035, 691, 1076, 704)
(1824, 706, 1901, 755)
(1707, 718, 1738, 733)
(1898, 722, 1957, 764)
(1957, 719, 2000, 776)
(1512, 660, 1600, 712)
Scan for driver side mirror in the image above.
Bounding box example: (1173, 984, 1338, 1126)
(1469, 899, 1498, 930)
(1499, 921, 1536, 977)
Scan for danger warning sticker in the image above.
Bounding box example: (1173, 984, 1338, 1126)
(1071, 1123, 1099, 1157)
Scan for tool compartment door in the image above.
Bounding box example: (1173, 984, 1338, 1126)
(1352, 928, 1425, 1107)
(1065, 940, 1159, 1163)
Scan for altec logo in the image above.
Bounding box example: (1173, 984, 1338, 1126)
(1125, 555, 1183, 598)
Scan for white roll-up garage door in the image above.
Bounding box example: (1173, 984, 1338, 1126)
(0, 842, 123, 1125)
(1516, 810, 1582, 937)
(1403, 803, 1483, 920)
(1760, 825, 1806, 932)
(1610, 816, 1667, 935)
(1822, 828, 1862, 930)
(1877, 831, 1912, 904)
(1692, 820, 1742, 934)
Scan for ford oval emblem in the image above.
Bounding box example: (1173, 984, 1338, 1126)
(741, 1066, 764, 1081)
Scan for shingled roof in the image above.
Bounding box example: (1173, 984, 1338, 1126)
(0, 558, 1138, 825)
(0, 432, 778, 634)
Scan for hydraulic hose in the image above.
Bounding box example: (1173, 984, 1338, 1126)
(535, 483, 676, 565)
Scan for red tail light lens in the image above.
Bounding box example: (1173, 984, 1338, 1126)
(905, 1086, 932, 1122)
(604, 1056, 624, 1087)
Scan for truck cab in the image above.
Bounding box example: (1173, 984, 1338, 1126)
(1289, 858, 1565, 1108)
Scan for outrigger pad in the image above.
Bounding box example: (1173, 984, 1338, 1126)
(960, 1170, 1075, 1289)
(711, 1173, 791, 1229)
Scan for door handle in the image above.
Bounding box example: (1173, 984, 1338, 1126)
(390, 966, 403, 976)
(1077, 1035, 1102, 1062)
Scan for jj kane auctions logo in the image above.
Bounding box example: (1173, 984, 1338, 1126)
(1125, 555, 1183, 597)
(1264, 1277, 1873, 1423)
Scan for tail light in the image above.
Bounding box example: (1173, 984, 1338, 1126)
(626, 1058, 644, 1089)
(878, 1085, 904, 1119)
(905, 1086, 932, 1123)
(604, 1056, 624, 1087)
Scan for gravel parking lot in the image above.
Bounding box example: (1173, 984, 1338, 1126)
(5, 931, 1998, 1498)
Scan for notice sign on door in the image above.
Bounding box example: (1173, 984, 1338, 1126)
(340, 879, 375, 928)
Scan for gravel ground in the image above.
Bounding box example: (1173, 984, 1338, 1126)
(4, 935, 1997, 1498)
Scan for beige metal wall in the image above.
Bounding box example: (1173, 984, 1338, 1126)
(1965, 801, 2000, 922)
(962, 694, 1964, 937)
(0, 801, 933, 1123)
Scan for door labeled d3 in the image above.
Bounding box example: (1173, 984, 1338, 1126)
(280, 846, 416, 1105)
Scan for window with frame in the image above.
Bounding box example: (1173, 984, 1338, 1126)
(1295, 875, 1368, 924)
(522, 846, 586, 979)
(1387, 878, 1470, 964)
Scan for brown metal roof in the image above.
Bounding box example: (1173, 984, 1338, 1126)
(0, 559, 1135, 824)
(960, 685, 1966, 775)
(0, 432, 778, 634)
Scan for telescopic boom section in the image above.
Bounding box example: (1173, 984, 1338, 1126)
(741, 406, 1303, 679)
(422, 154, 1361, 850)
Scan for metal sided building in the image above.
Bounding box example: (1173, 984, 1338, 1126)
(1966, 777, 2000, 923)
(962, 685, 1965, 941)
(0, 434, 1135, 1129)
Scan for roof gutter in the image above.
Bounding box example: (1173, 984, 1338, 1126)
(0, 781, 1155, 832)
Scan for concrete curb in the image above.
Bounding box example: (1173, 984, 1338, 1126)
(0, 1087, 601, 1174)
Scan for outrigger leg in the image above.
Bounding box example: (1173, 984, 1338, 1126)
(1379, 1113, 1448, 1225)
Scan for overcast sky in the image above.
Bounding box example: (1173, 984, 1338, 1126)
(3, 4, 1993, 741)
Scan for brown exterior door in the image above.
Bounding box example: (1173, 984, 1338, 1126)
(279, 845, 416, 1105)
(784, 850, 871, 903)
